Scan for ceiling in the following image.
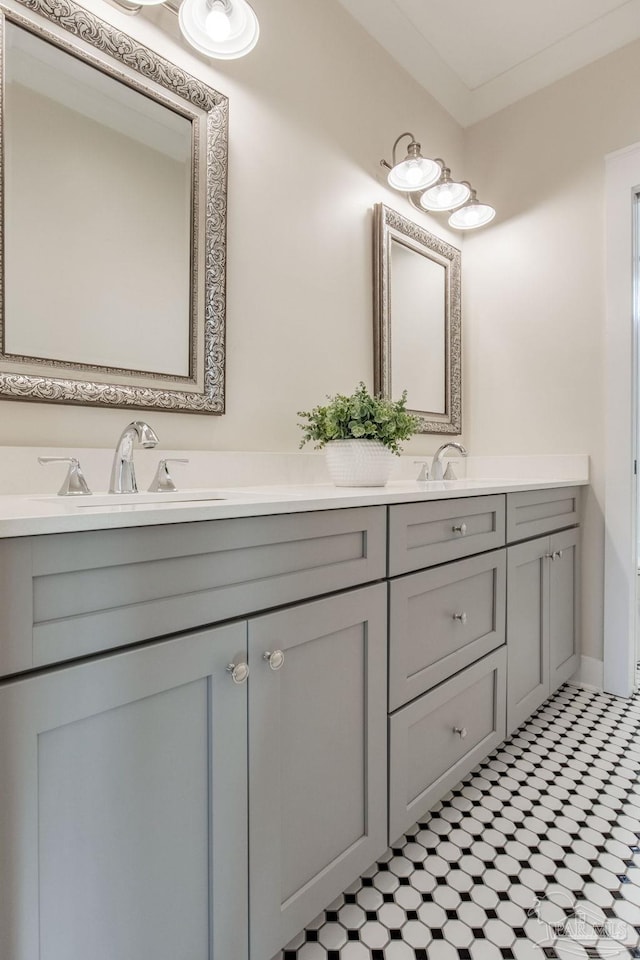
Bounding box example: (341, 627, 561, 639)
(335, 0, 640, 126)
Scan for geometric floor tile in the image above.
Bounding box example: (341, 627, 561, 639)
(274, 680, 640, 960)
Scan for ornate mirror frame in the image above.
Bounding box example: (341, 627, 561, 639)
(373, 203, 461, 434)
(0, 0, 228, 413)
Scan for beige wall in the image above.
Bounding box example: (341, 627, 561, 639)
(463, 38, 640, 662)
(0, 0, 463, 453)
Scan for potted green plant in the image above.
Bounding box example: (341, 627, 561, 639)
(298, 382, 420, 486)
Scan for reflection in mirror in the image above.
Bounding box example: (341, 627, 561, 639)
(389, 238, 446, 416)
(0, 0, 228, 412)
(5, 23, 192, 377)
(374, 204, 461, 435)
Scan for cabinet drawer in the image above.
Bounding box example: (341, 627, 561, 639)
(506, 487, 580, 543)
(388, 648, 506, 842)
(7, 506, 386, 672)
(388, 496, 505, 576)
(389, 550, 506, 711)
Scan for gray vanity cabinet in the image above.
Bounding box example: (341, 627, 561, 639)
(0, 488, 582, 960)
(248, 584, 388, 960)
(506, 526, 580, 734)
(0, 621, 249, 960)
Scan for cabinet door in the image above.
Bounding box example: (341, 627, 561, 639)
(506, 537, 550, 734)
(549, 526, 580, 693)
(248, 584, 387, 960)
(0, 622, 248, 960)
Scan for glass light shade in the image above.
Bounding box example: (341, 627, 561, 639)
(448, 200, 496, 230)
(179, 0, 259, 59)
(420, 179, 470, 212)
(387, 155, 441, 192)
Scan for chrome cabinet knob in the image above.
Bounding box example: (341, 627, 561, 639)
(453, 612, 468, 624)
(453, 726, 468, 739)
(226, 662, 249, 684)
(263, 649, 285, 671)
(452, 522, 467, 536)
(546, 550, 564, 561)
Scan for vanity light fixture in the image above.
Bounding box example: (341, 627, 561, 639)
(447, 189, 496, 230)
(419, 170, 470, 212)
(107, 0, 259, 60)
(381, 134, 496, 230)
(179, 0, 259, 59)
(386, 133, 442, 192)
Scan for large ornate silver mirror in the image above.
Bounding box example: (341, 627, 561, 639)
(373, 203, 461, 434)
(0, 0, 227, 413)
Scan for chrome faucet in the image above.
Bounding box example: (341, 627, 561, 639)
(109, 421, 159, 494)
(430, 441, 468, 481)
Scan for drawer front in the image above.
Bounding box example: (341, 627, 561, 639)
(25, 506, 386, 670)
(388, 648, 506, 843)
(506, 486, 580, 543)
(389, 550, 506, 711)
(388, 496, 505, 576)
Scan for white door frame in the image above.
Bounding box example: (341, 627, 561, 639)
(603, 142, 640, 697)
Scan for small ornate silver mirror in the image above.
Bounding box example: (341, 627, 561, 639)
(373, 203, 461, 434)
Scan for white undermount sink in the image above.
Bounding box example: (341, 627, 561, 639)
(34, 490, 232, 507)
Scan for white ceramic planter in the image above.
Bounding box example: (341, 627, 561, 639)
(324, 439, 395, 487)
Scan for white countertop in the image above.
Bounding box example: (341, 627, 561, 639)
(0, 477, 588, 538)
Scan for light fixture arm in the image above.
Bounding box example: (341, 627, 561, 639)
(391, 132, 418, 166)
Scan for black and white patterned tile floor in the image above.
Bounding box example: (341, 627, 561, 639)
(275, 680, 640, 960)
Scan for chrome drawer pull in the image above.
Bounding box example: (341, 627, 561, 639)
(452, 522, 467, 536)
(453, 612, 468, 624)
(263, 649, 285, 671)
(453, 726, 468, 739)
(226, 662, 249, 685)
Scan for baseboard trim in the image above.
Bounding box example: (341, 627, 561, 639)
(567, 655, 604, 692)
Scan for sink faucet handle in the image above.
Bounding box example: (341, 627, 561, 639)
(414, 460, 430, 482)
(38, 457, 92, 496)
(148, 458, 189, 493)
